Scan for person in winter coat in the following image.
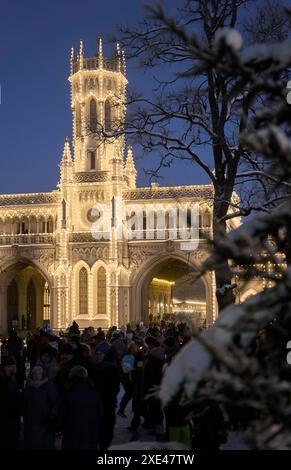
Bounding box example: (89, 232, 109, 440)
(127, 341, 145, 437)
(37, 346, 59, 381)
(142, 347, 165, 437)
(68, 320, 80, 336)
(54, 343, 75, 396)
(60, 365, 103, 450)
(6, 329, 25, 390)
(93, 346, 120, 450)
(0, 356, 21, 450)
(23, 365, 59, 450)
(117, 342, 139, 417)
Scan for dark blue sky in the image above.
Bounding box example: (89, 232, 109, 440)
(0, 0, 209, 194)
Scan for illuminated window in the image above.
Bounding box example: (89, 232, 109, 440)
(89, 98, 97, 131)
(97, 267, 106, 315)
(43, 282, 50, 321)
(79, 267, 88, 315)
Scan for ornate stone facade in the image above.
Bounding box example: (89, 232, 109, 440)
(0, 39, 224, 333)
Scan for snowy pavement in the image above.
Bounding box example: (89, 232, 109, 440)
(111, 389, 250, 450)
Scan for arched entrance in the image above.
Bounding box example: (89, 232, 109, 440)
(1, 259, 52, 332)
(130, 254, 213, 326)
(7, 279, 19, 330)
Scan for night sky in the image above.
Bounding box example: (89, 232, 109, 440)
(0, 0, 210, 195)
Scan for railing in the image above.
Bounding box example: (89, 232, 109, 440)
(0, 234, 54, 245)
(72, 57, 125, 74)
(70, 227, 211, 242)
(126, 227, 211, 241)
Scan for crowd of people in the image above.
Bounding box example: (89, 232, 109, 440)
(0, 320, 228, 451)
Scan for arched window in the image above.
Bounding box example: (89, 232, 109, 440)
(89, 98, 97, 131)
(75, 102, 81, 137)
(47, 217, 54, 233)
(104, 100, 112, 132)
(203, 209, 211, 228)
(43, 282, 50, 321)
(88, 150, 96, 170)
(97, 267, 107, 315)
(79, 267, 88, 315)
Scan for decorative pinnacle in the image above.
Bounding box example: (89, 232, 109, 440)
(116, 42, 121, 72)
(98, 36, 103, 68)
(62, 137, 72, 162)
(125, 145, 136, 172)
(79, 39, 84, 69)
(122, 49, 126, 75)
(70, 47, 75, 74)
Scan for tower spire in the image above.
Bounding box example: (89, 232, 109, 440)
(70, 47, 75, 75)
(60, 137, 73, 185)
(116, 42, 121, 72)
(61, 136, 72, 163)
(98, 37, 103, 69)
(125, 145, 137, 188)
(79, 39, 84, 69)
(122, 49, 126, 76)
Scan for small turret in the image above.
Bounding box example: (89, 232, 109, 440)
(124, 145, 137, 188)
(98, 37, 103, 69)
(116, 42, 121, 72)
(70, 47, 75, 75)
(79, 39, 84, 70)
(60, 137, 73, 184)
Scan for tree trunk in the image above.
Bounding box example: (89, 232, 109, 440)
(213, 199, 236, 313)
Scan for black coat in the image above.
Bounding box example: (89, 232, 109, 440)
(61, 380, 103, 450)
(0, 373, 21, 449)
(23, 378, 59, 450)
(143, 355, 164, 427)
(93, 360, 120, 410)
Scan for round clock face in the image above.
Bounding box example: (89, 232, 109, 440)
(87, 208, 100, 223)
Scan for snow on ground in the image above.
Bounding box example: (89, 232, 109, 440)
(112, 388, 250, 449)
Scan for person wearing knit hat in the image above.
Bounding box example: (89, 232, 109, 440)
(95, 341, 110, 363)
(69, 365, 88, 381)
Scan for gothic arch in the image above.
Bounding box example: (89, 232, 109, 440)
(130, 252, 214, 325)
(91, 260, 109, 318)
(0, 257, 53, 333)
(71, 260, 90, 319)
(89, 97, 98, 131)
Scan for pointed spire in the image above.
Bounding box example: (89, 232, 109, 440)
(125, 145, 137, 188)
(122, 49, 126, 75)
(79, 39, 84, 69)
(62, 136, 72, 163)
(116, 42, 121, 72)
(98, 37, 103, 69)
(60, 137, 73, 185)
(70, 46, 75, 75)
(126, 145, 134, 165)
